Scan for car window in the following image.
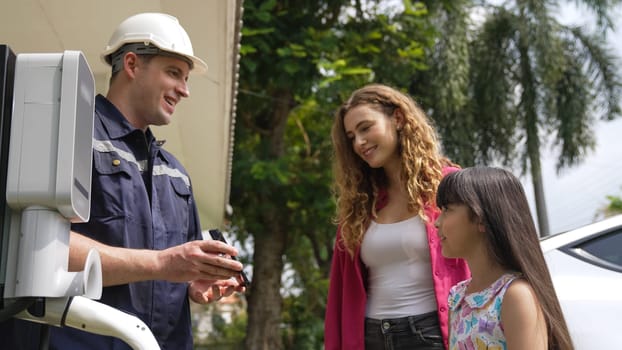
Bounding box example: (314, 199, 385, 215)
(575, 229, 622, 269)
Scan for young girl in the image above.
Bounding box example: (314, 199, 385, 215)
(434, 167, 573, 350)
(324, 84, 470, 349)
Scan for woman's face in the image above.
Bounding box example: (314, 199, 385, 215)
(343, 105, 401, 169)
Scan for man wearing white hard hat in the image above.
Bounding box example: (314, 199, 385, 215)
(1, 12, 244, 350)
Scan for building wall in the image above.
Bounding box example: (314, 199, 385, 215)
(0, 0, 242, 229)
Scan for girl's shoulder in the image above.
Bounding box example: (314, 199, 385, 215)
(449, 273, 520, 311)
(501, 278, 539, 316)
(448, 278, 471, 310)
(500, 278, 548, 347)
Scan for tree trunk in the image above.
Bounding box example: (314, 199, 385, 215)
(244, 89, 293, 349)
(529, 155, 550, 237)
(518, 24, 550, 237)
(244, 222, 287, 349)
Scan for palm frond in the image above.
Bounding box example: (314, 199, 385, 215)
(469, 9, 522, 166)
(567, 25, 622, 120)
(551, 41, 596, 170)
(568, 0, 622, 30)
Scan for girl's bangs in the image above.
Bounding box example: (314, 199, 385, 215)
(436, 171, 465, 208)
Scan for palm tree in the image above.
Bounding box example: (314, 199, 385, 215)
(422, 0, 622, 236)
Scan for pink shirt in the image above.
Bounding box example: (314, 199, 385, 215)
(324, 167, 470, 350)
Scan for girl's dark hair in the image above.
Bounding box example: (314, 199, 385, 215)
(437, 167, 573, 350)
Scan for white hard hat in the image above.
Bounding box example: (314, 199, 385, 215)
(101, 12, 207, 74)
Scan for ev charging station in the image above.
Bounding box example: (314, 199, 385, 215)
(0, 44, 160, 350)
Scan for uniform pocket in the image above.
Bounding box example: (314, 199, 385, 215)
(163, 175, 191, 240)
(94, 150, 136, 176)
(91, 150, 137, 216)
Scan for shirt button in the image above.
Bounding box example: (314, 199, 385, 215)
(382, 321, 390, 330)
(440, 306, 446, 312)
(112, 159, 121, 166)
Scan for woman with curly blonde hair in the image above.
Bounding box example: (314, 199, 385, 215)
(324, 84, 470, 350)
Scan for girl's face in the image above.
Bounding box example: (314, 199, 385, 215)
(343, 105, 401, 169)
(434, 204, 483, 258)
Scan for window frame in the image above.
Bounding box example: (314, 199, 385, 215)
(559, 226, 622, 273)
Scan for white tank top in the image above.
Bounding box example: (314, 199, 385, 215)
(360, 216, 438, 319)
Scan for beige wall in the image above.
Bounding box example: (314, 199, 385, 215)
(1, 0, 241, 229)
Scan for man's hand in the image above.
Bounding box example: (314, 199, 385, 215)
(157, 240, 244, 282)
(69, 232, 244, 286)
(189, 277, 246, 304)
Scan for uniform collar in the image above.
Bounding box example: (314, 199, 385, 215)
(96, 94, 159, 145)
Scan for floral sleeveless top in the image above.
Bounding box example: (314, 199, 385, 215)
(448, 273, 520, 350)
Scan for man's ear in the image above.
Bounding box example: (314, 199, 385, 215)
(123, 52, 139, 79)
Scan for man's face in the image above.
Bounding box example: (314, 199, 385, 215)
(130, 55, 191, 129)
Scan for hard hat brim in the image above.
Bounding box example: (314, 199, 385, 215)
(101, 47, 208, 75)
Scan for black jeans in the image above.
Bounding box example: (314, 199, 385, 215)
(364, 311, 444, 350)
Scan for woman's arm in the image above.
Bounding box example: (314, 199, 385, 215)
(324, 231, 345, 350)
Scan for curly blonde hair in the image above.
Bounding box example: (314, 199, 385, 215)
(331, 84, 453, 257)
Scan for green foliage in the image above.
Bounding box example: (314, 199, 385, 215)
(411, 0, 474, 164)
(233, 1, 439, 347)
(281, 291, 326, 350)
(419, 1, 622, 172)
(607, 195, 622, 211)
(605, 194, 622, 217)
(230, 0, 622, 347)
(211, 312, 248, 349)
(420, 0, 622, 235)
(193, 303, 248, 350)
(595, 189, 622, 219)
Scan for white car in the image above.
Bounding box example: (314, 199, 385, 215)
(541, 214, 622, 349)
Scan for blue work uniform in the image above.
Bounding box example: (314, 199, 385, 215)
(0, 94, 202, 350)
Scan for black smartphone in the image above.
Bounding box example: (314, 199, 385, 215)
(208, 229, 250, 287)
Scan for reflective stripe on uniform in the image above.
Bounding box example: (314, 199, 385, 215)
(93, 138, 148, 172)
(153, 164, 190, 188)
(93, 138, 190, 188)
